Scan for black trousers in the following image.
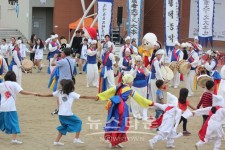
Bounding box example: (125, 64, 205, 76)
(179, 116, 187, 131)
(30, 53, 35, 62)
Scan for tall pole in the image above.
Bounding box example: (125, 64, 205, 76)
(69, 0, 96, 46)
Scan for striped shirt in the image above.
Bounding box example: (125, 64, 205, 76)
(197, 91, 213, 109)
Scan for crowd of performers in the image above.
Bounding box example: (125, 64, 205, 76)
(1, 32, 225, 150)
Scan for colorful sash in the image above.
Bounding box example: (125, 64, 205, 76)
(198, 106, 221, 142)
(150, 106, 173, 128)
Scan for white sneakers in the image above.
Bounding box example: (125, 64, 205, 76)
(53, 141, 64, 146)
(11, 139, 23, 144)
(109, 143, 123, 149)
(53, 138, 84, 146)
(166, 144, 175, 148)
(73, 138, 84, 144)
(149, 140, 154, 149)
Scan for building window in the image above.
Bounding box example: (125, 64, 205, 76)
(8, 0, 18, 5)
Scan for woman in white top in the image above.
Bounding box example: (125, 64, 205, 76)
(0, 39, 9, 66)
(33, 38, 44, 73)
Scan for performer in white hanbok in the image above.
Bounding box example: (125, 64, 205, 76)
(17, 37, 29, 60)
(218, 64, 225, 98)
(118, 48, 133, 75)
(193, 95, 225, 150)
(9, 43, 22, 85)
(150, 49, 164, 102)
(86, 40, 99, 88)
(130, 55, 150, 120)
(170, 41, 183, 88)
(204, 50, 221, 95)
(0, 55, 8, 83)
(119, 36, 135, 58)
(48, 34, 61, 73)
(185, 42, 199, 97)
(149, 92, 182, 149)
(193, 36, 203, 56)
(98, 42, 117, 93)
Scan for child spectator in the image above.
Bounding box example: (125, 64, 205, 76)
(196, 80, 214, 124)
(178, 88, 196, 136)
(155, 79, 166, 119)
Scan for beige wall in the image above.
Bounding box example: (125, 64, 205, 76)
(0, 0, 54, 39)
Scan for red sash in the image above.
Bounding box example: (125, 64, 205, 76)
(150, 106, 173, 128)
(50, 41, 57, 47)
(198, 106, 221, 142)
(173, 49, 179, 61)
(103, 51, 111, 66)
(123, 45, 133, 55)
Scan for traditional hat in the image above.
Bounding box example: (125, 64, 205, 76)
(174, 41, 180, 46)
(91, 40, 97, 45)
(122, 74, 134, 84)
(167, 92, 178, 107)
(212, 95, 225, 108)
(85, 27, 97, 39)
(181, 42, 187, 48)
(51, 34, 58, 40)
(134, 55, 142, 61)
(155, 49, 165, 55)
(125, 36, 131, 41)
(187, 41, 194, 48)
(194, 36, 199, 40)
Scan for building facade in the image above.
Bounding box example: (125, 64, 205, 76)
(0, 0, 54, 40)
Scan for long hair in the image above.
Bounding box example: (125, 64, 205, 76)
(60, 79, 75, 95)
(179, 88, 189, 104)
(35, 38, 44, 49)
(30, 34, 36, 43)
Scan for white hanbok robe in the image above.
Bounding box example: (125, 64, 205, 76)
(49, 43, 59, 73)
(170, 49, 184, 87)
(185, 50, 199, 96)
(12, 51, 22, 85)
(19, 43, 29, 59)
(218, 65, 225, 98)
(86, 48, 99, 87)
(194, 107, 225, 150)
(130, 67, 150, 120)
(99, 50, 116, 89)
(150, 103, 182, 146)
(150, 58, 163, 102)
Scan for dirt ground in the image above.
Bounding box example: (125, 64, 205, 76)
(0, 58, 224, 150)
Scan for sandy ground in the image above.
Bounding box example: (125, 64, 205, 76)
(0, 58, 225, 150)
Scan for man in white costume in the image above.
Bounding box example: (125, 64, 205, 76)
(149, 92, 182, 149)
(194, 95, 225, 150)
(170, 41, 183, 88)
(99, 42, 117, 92)
(193, 36, 203, 56)
(150, 49, 164, 102)
(86, 40, 99, 88)
(48, 34, 61, 73)
(185, 42, 199, 97)
(120, 36, 136, 58)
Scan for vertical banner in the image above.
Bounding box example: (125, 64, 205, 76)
(198, 0, 215, 47)
(127, 0, 144, 46)
(164, 0, 180, 53)
(98, 0, 113, 40)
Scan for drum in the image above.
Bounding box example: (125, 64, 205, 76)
(22, 59, 33, 71)
(161, 66, 174, 81)
(197, 74, 213, 88)
(169, 61, 177, 72)
(196, 65, 207, 76)
(177, 60, 191, 75)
